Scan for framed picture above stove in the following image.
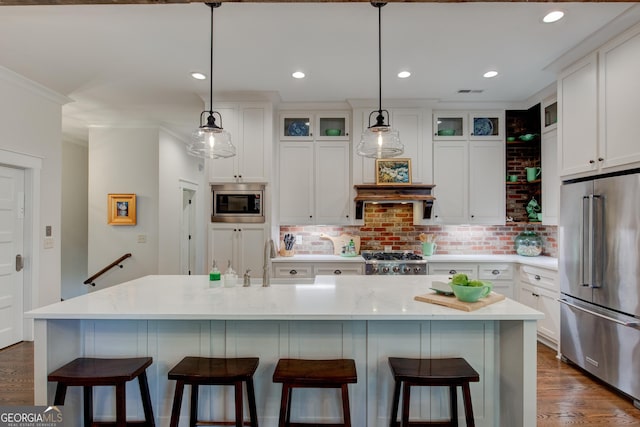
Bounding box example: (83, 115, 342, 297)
(375, 158, 412, 185)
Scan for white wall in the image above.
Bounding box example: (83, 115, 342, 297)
(158, 129, 207, 274)
(61, 139, 88, 299)
(88, 127, 160, 289)
(0, 66, 66, 308)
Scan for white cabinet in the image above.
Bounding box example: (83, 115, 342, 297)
(433, 111, 504, 141)
(278, 140, 350, 225)
(517, 265, 559, 348)
(558, 53, 599, 176)
(208, 103, 272, 183)
(558, 23, 640, 178)
(433, 140, 505, 225)
(280, 112, 350, 141)
(427, 262, 515, 299)
(541, 127, 559, 225)
(209, 224, 266, 277)
(273, 261, 363, 278)
(352, 108, 432, 185)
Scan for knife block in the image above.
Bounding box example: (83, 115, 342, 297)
(279, 242, 295, 257)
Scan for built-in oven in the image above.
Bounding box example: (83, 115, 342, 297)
(211, 183, 265, 223)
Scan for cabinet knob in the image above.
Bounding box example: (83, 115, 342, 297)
(534, 274, 541, 280)
(346, 215, 349, 218)
(233, 228, 237, 231)
(345, 132, 349, 136)
(289, 269, 297, 275)
(598, 158, 604, 162)
(492, 270, 500, 275)
(449, 270, 457, 274)
(470, 215, 475, 218)
(234, 175, 238, 178)
(589, 160, 596, 164)
(309, 215, 313, 219)
(334, 270, 342, 275)
(238, 175, 242, 178)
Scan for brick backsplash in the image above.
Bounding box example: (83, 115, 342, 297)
(280, 203, 557, 257)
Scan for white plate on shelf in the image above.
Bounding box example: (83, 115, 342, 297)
(430, 281, 454, 296)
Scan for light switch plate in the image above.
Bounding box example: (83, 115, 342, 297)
(137, 234, 147, 243)
(296, 235, 302, 244)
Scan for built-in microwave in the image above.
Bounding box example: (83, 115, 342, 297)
(211, 183, 265, 223)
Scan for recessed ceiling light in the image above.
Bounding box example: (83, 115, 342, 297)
(191, 72, 206, 80)
(292, 71, 305, 79)
(398, 71, 411, 79)
(483, 70, 499, 78)
(543, 10, 565, 23)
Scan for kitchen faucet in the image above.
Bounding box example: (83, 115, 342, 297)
(263, 239, 271, 287)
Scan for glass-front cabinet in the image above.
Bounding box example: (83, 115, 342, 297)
(433, 113, 466, 139)
(469, 111, 503, 140)
(281, 113, 313, 140)
(542, 97, 558, 132)
(316, 113, 350, 141)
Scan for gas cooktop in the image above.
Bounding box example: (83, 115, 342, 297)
(362, 252, 424, 261)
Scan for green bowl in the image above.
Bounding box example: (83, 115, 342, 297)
(507, 136, 516, 142)
(325, 129, 341, 136)
(451, 283, 492, 302)
(437, 129, 455, 136)
(519, 133, 536, 142)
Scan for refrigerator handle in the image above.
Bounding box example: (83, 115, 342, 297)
(581, 195, 591, 287)
(592, 194, 603, 288)
(559, 299, 640, 328)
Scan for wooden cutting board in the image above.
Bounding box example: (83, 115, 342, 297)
(414, 292, 506, 312)
(320, 233, 361, 255)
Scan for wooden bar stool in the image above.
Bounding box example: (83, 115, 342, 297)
(167, 356, 259, 427)
(388, 357, 480, 427)
(272, 358, 357, 427)
(47, 357, 155, 427)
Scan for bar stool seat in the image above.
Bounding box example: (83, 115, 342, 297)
(388, 357, 480, 427)
(272, 358, 357, 427)
(48, 357, 155, 427)
(167, 356, 259, 427)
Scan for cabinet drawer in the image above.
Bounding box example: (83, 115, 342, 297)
(314, 264, 363, 276)
(519, 265, 557, 291)
(427, 263, 478, 279)
(273, 263, 314, 279)
(479, 263, 514, 280)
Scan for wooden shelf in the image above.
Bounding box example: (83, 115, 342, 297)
(505, 179, 541, 185)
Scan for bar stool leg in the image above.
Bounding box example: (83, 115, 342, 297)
(234, 381, 244, 427)
(53, 384, 67, 406)
(115, 382, 126, 427)
(277, 383, 290, 427)
(449, 385, 458, 427)
(401, 382, 411, 427)
(170, 380, 185, 427)
(189, 384, 199, 427)
(389, 379, 401, 427)
(246, 378, 259, 427)
(462, 383, 475, 427)
(83, 386, 93, 427)
(138, 371, 155, 426)
(341, 383, 352, 427)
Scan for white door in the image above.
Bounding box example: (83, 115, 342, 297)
(0, 165, 24, 349)
(180, 188, 196, 275)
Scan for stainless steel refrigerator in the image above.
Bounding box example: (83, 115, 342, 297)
(559, 169, 640, 405)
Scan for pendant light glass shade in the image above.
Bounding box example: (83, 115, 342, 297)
(356, 2, 403, 159)
(186, 2, 235, 159)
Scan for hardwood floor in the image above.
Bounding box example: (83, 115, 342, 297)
(0, 341, 638, 425)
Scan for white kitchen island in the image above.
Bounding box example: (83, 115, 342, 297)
(26, 275, 542, 427)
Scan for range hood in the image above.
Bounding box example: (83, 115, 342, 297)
(354, 184, 436, 221)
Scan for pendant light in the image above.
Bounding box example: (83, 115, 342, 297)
(356, 2, 403, 159)
(187, 2, 235, 159)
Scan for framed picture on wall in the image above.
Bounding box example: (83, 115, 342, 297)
(375, 158, 412, 185)
(107, 193, 137, 225)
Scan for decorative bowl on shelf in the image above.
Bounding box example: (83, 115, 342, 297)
(325, 129, 341, 136)
(437, 129, 456, 136)
(519, 133, 537, 142)
(507, 136, 516, 142)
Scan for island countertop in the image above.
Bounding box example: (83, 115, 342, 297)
(26, 274, 542, 321)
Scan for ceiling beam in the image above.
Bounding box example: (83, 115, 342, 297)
(0, 0, 632, 4)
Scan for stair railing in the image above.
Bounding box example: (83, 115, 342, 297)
(83, 253, 132, 286)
